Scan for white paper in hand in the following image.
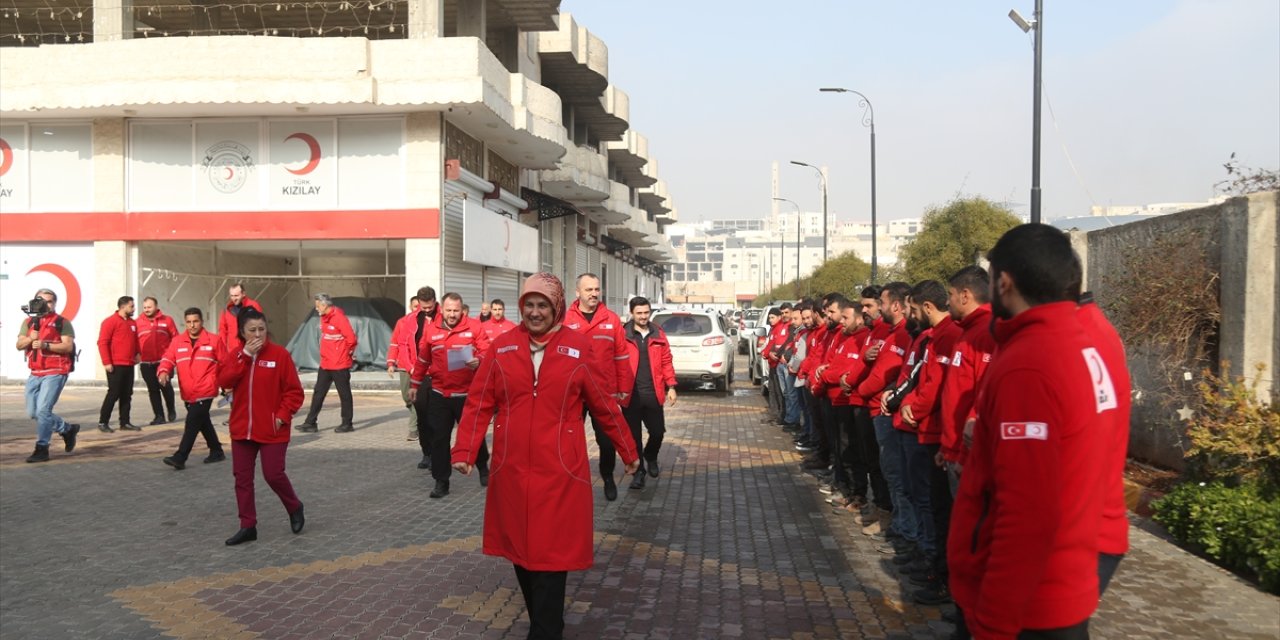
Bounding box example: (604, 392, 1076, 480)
(446, 345, 474, 371)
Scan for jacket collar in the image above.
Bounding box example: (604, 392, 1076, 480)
(992, 301, 1078, 345)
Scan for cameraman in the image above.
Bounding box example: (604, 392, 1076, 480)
(15, 288, 80, 463)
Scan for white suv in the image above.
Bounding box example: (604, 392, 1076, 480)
(652, 309, 737, 391)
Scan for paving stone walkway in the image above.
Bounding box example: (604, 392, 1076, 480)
(1, 364, 1276, 639)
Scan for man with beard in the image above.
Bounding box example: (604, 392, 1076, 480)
(805, 296, 847, 475)
(818, 297, 870, 509)
(97, 295, 140, 433)
(137, 296, 179, 425)
(158, 308, 226, 469)
(217, 283, 262, 355)
(481, 299, 518, 343)
(388, 296, 422, 441)
(621, 296, 677, 490)
(410, 287, 441, 468)
(938, 266, 996, 493)
(296, 293, 358, 434)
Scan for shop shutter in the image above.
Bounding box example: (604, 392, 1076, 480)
(442, 182, 485, 307)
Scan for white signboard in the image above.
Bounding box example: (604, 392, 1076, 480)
(0, 123, 29, 211)
(195, 121, 261, 209)
(268, 119, 337, 210)
(0, 243, 98, 381)
(462, 200, 539, 273)
(30, 123, 93, 212)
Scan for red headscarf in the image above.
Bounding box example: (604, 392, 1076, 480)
(518, 272, 566, 327)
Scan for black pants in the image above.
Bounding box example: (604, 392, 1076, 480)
(811, 394, 833, 465)
(622, 392, 666, 464)
(513, 564, 567, 640)
(423, 393, 488, 482)
(589, 404, 625, 477)
(853, 406, 890, 510)
(172, 399, 223, 462)
(99, 365, 135, 425)
(1099, 553, 1124, 596)
(303, 368, 353, 427)
(413, 379, 433, 457)
(139, 362, 176, 420)
(766, 367, 782, 420)
(953, 609, 1089, 640)
(830, 404, 855, 493)
(926, 443, 953, 575)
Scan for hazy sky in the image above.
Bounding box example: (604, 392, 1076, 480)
(563, 0, 1280, 223)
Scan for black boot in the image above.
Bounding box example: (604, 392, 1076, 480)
(417, 455, 432, 470)
(60, 424, 80, 452)
(477, 461, 490, 487)
(429, 480, 450, 499)
(629, 467, 646, 490)
(168, 409, 178, 423)
(25, 444, 49, 463)
(646, 457, 660, 478)
(163, 456, 186, 470)
(290, 504, 305, 534)
(602, 476, 618, 501)
(225, 527, 257, 546)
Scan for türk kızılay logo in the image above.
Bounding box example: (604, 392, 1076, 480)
(203, 140, 255, 194)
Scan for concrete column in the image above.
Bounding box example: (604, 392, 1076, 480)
(404, 112, 444, 299)
(457, 0, 486, 41)
(93, 241, 131, 379)
(1218, 192, 1279, 403)
(406, 0, 443, 39)
(92, 118, 126, 212)
(92, 0, 132, 41)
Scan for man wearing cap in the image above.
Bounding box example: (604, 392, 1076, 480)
(297, 293, 357, 433)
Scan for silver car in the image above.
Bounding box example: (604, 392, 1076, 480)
(652, 310, 737, 391)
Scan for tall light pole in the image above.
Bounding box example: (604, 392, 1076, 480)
(773, 197, 801, 297)
(1009, 2, 1043, 223)
(820, 87, 877, 283)
(790, 160, 828, 263)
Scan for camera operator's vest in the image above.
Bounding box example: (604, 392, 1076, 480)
(26, 315, 73, 376)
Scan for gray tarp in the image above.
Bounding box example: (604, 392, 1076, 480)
(285, 297, 401, 371)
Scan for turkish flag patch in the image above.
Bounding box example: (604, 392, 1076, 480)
(1001, 422, 1048, 440)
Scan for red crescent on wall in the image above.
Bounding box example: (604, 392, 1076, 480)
(224, 166, 235, 180)
(285, 133, 321, 176)
(0, 138, 13, 177)
(26, 263, 82, 321)
(504, 220, 511, 251)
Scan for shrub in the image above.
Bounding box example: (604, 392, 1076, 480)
(1153, 481, 1280, 593)
(1184, 364, 1280, 494)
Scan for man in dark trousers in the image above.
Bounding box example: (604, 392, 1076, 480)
(158, 308, 226, 469)
(97, 295, 140, 433)
(297, 293, 358, 433)
(137, 296, 179, 425)
(410, 286, 440, 468)
(621, 297, 677, 490)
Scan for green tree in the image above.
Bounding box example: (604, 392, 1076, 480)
(898, 197, 1021, 285)
(750, 251, 872, 306)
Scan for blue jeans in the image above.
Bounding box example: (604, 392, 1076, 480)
(901, 431, 936, 555)
(26, 374, 69, 447)
(776, 368, 801, 425)
(873, 414, 918, 543)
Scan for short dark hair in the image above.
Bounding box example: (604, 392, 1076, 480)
(880, 282, 911, 307)
(948, 265, 991, 304)
(417, 286, 437, 303)
(987, 223, 1082, 307)
(143, 296, 158, 305)
(779, 302, 793, 311)
(441, 292, 463, 304)
(910, 280, 948, 311)
(629, 296, 651, 312)
(409, 296, 420, 304)
(767, 308, 782, 317)
(183, 307, 203, 320)
(826, 294, 848, 308)
(490, 298, 506, 307)
(237, 307, 266, 339)
(34, 288, 57, 303)
(117, 296, 134, 308)
(859, 285, 881, 300)
(837, 298, 859, 312)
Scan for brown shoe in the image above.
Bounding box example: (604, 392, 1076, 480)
(862, 508, 891, 536)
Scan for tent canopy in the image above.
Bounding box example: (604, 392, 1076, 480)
(285, 297, 401, 371)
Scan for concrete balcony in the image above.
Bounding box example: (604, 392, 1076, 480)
(605, 192, 658, 249)
(578, 179, 634, 227)
(536, 14, 628, 143)
(606, 130, 656, 189)
(637, 235, 674, 262)
(538, 144, 611, 203)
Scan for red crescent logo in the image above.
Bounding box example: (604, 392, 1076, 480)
(224, 166, 235, 180)
(0, 138, 13, 177)
(284, 132, 321, 176)
(26, 263, 81, 321)
(504, 220, 511, 251)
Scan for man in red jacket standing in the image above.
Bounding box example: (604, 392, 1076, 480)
(563, 273, 634, 501)
(938, 266, 996, 491)
(297, 293, 358, 433)
(137, 296, 179, 425)
(481, 298, 518, 343)
(949, 224, 1112, 639)
(158, 307, 226, 469)
(621, 296, 677, 490)
(97, 295, 140, 433)
(218, 283, 263, 355)
(388, 296, 422, 441)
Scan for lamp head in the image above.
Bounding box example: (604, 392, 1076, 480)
(1008, 9, 1034, 33)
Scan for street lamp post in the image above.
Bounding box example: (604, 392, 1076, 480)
(820, 87, 877, 283)
(1009, 1, 1044, 223)
(790, 160, 828, 263)
(773, 197, 801, 297)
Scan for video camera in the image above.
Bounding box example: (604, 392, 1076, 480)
(22, 297, 51, 318)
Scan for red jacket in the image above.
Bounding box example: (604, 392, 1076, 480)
(904, 315, 963, 444)
(856, 318, 912, 416)
(1077, 300, 1132, 557)
(217, 340, 304, 444)
(158, 330, 221, 402)
(623, 322, 677, 404)
(481, 317, 518, 343)
(563, 301, 634, 403)
(218, 296, 263, 354)
(386, 311, 419, 372)
(797, 322, 828, 382)
(940, 305, 996, 463)
(820, 328, 866, 406)
(317, 306, 357, 371)
(762, 320, 791, 368)
(948, 302, 1109, 638)
(98, 313, 138, 367)
(136, 311, 178, 364)
(808, 322, 843, 395)
(21, 314, 74, 377)
(410, 314, 491, 397)
(891, 328, 932, 433)
(452, 325, 638, 571)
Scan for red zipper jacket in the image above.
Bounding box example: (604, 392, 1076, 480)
(136, 311, 178, 364)
(563, 301, 634, 403)
(481, 317, 519, 343)
(763, 321, 790, 368)
(857, 318, 912, 416)
(97, 313, 139, 367)
(948, 302, 1110, 638)
(318, 306, 357, 371)
(797, 322, 828, 383)
(844, 320, 891, 407)
(410, 314, 491, 397)
(940, 305, 996, 463)
(891, 328, 932, 433)
(809, 322, 842, 395)
(217, 340, 305, 444)
(1077, 300, 1132, 557)
(158, 330, 221, 402)
(623, 322, 677, 405)
(218, 296, 263, 354)
(904, 315, 963, 444)
(386, 311, 419, 372)
(821, 328, 867, 406)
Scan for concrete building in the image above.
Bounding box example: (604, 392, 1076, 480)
(0, 3, 675, 381)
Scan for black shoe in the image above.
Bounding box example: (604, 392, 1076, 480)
(168, 410, 178, 423)
(912, 582, 952, 606)
(629, 470, 646, 490)
(429, 480, 450, 499)
(98, 422, 115, 433)
(60, 424, 79, 452)
(646, 458, 660, 478)
(478, 462, 490, 487)
(802, 458, 828, 470)
(290, 504, 305, 534)
(795, 443, 816, 452)
(204, 451, 226, 464)
(603, 477, 618, 501)
(417, 455, 432, 470)
(150, 417, 165, 426)
(295, 423, 318, 433)
(119, 423, 141, 432)
(25, 444, 50, 463)
(225, 527, 257, 546)
(163, 456, 185, 470)
(909, 569, 938, 586)
(893, 549, 919, 566)
(334, 424, 354, 433)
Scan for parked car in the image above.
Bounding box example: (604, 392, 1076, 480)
(652, 309, 737, 391)
(738, 307, 765, 354)
(747, 306, 781, 387)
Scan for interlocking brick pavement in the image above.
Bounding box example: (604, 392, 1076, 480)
(1, 365, 1276, 639)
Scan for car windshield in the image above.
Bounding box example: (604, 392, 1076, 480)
(654, 314, 713, 336)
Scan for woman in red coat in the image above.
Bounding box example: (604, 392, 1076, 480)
(452, 273, 640, 640)
(216, 308, 307, 546)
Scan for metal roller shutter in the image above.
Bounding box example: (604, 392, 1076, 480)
(575, 242, 589, 280)
(484, 267, 521, 318)
(442, 182, 485, 307)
